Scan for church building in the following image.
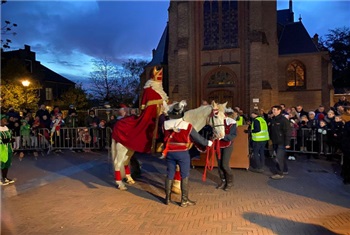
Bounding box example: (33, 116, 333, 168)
(144, 0, 332, 112)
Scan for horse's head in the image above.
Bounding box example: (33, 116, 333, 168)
(207, 100, 227, 139)
(182, 100, 227, 139)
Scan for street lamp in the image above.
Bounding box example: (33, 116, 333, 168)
(22, 80, 30, 110)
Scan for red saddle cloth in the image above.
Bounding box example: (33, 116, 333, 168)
(112, 106, 157, 153)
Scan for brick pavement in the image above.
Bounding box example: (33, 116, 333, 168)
(1, 150, 350, 235)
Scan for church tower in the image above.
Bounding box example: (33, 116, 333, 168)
(167, 1, 279, 111)
(147, 0, 332, 112)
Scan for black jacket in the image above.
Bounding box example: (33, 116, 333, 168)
(342, 121, 350, 155)
(269, 114, 291, 146)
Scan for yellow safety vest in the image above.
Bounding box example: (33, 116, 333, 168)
(236, 116, 243, 126)
(251, 117, 269, 141)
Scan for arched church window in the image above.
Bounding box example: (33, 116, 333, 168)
(286, 61, 305, 89)
(203, 0, 238, 50)
(207, 70, 235, 87)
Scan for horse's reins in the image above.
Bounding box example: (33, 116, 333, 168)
(202, 108, 224, 182)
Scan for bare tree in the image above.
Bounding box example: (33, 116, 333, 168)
(319, 27, 350, 89)
(88, 58, 148, 107)
(1, 1, 17, 49)
(114, 59, 148, 106)
(88, 58, 119, 103)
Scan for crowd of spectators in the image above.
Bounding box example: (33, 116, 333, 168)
(3, 104, 133, 151)
(250, 97, 350, 159)
(2, 96, 350, 153)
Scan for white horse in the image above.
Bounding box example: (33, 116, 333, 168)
(111, 100, 227, 190)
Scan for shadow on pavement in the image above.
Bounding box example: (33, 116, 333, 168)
(243, 212, 342, 235)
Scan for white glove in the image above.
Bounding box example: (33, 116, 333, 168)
(207, 140, 213, 147)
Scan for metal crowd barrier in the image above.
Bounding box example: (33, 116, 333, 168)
(12, 126, 342, 160)
(12, 127, 113, 155)
(286, 128, 342, 157)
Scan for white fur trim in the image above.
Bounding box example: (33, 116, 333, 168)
(143, 80, 168, 101)
(164, 118, 189, 131)
(225, 117, 236, 126)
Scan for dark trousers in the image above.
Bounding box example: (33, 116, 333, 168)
(273, 144, 288, 175)
(252, 141, 267, 169)
(342, 153, 350, 184)
(166, 151, 191, 179)
(216, 145, 233, 179)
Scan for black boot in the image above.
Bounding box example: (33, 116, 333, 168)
(165, 178, 173, 205)
(224, 174, 233, 191)
(180, 177, 196, 207)
(216, 179, 226, 189)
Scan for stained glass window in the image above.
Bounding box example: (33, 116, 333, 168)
(207, 70, 235, 87)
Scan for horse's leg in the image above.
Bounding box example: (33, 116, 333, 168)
(124, 149, 135, 184)
(172, 164, 181, 194)
(112, 141, 127, 190)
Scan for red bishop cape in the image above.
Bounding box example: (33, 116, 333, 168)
(112, 86, 164, 153)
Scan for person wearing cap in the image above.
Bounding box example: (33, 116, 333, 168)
(67, 104, 77, 116)
(215, 107, 237, 191)
(249, 110, 269, 173)
(269, 105, 292, 180)
(0, 114, 15, 186)
(162, 111, 213, 207)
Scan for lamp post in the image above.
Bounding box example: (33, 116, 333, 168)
(22, 80, 30, 110)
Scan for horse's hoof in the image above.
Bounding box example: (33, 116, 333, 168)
(125, 176, 135, 185)
(116, 180, 127, 190)
(117, 185, 128, 190)
(126, 179, 135, 185)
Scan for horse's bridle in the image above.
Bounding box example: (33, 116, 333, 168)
(206, 108, 224, 139)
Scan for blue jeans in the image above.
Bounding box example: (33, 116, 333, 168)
(166, 151, 191, 179)
(273, 144, 288, 175)
(252, 141, 267, 169)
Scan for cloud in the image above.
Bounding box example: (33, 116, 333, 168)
(2, 1, 169, 78)
(2, 0, 348, 82)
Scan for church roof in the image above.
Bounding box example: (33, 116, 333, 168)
(40, 64, 75, 84)
(148, 24, 168, 66)
(278, 21, 319, 55)
(277, 9, 293, 26)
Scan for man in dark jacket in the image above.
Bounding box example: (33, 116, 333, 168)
(296, 105, 308, 119)
(269, 105, 292, 179)
(341, 120, 350, 184)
